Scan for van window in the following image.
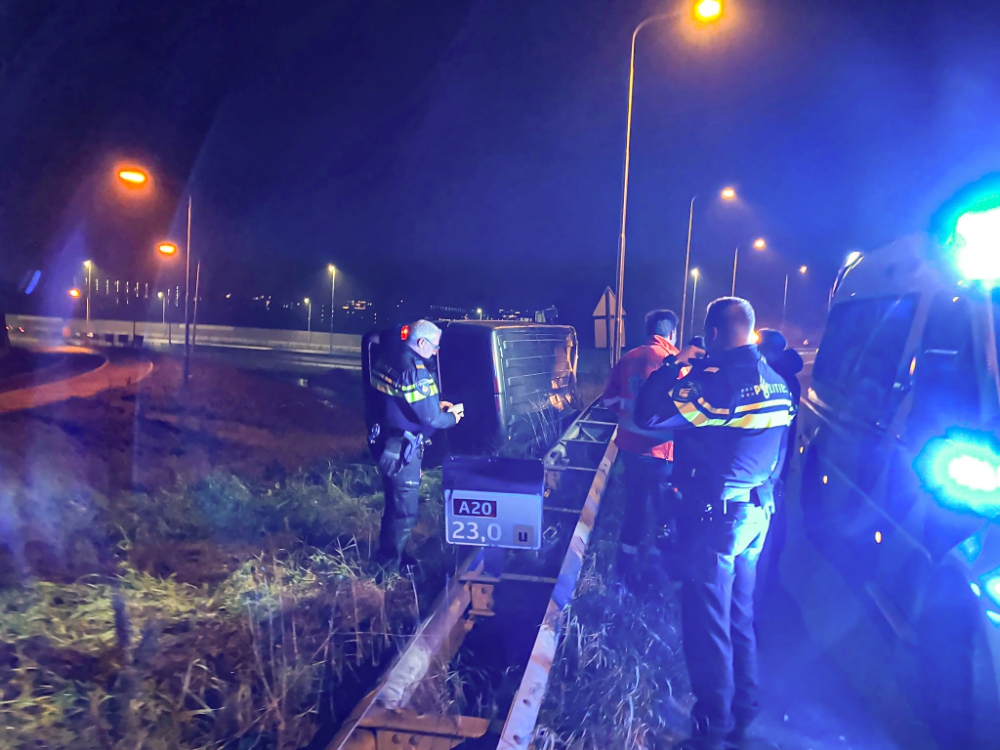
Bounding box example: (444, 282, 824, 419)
(850, 294, 919, 418)
(813, 296, 902, 391)
(907, 292, 979, 442)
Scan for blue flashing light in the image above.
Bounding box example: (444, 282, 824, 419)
(948, 453, 999, 492)
(914, 431, 1000, 517)
(953, 206, 1000, 282)
(983, 569, 1000, 608)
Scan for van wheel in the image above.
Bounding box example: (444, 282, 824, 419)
(799, 449, 825, 546)
(915, 567, 1000, 749)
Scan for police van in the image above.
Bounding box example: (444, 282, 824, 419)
(800, 196, 1000, 746)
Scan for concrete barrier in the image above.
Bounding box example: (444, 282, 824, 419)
(8, 315, 362, 354)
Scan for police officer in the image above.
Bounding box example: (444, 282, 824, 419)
(634, 298, 794, 750)
(369, 320, 464, 574)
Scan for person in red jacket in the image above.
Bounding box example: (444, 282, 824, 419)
(602, 309, 679, 586)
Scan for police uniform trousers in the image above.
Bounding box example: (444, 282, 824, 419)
(377, 452, 422, 570)
(619, 450, 673, 551)
(679, 498, 770, 741)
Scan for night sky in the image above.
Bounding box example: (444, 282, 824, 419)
(2, 0, 1000, 342)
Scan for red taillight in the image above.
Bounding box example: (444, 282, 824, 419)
(400, 325, 410, 340)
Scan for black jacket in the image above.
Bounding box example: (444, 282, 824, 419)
(634, 345, 795, 505)
(370, 344, 457, 436)
(769, 348, 804, 481)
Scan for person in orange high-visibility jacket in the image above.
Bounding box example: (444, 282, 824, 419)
(602, 309, 679, 587)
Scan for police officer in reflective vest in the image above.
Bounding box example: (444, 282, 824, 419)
(369, 320, 464, 573)
(634, 298, 794, 750)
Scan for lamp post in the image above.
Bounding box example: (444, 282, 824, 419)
(680, 187, 736, 344)
(328, 265, 337, 353)
(476, 308, 483, 320)
(119, 166, 195, 384)
(732, 237, 766, 297)
(613, 4, 724, 365)
(158, 291, 166, 324)
(83, 260, 92, 323)
(305, 297, 312, 339)
(689, 268, 700, 340)
(782, 265, 807, 330)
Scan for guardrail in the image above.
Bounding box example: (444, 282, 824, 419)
(325, 400, 619, 750)
(7, 315, 362, 354)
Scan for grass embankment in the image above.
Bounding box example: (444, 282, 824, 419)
(535, 469, 693, 750)
(0, 354, 456, 749)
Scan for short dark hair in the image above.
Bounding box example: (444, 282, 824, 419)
(645, 309, 678, 338)
(705, 297, 755, 346)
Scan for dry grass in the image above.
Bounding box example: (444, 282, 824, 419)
(0, 465, 448, 750)
(534, 470, 693, 750)
(0, 355, 456, 749)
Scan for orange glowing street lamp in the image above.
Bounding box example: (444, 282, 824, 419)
(117, 168, 148, 186)
(753, 237, 767, 250)
(158, 243, 178, 256)
(694, 0, 723, 23)
(721, 186, 736, 201)
(68, 288, 81, 298)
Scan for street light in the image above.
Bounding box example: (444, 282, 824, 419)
(613, 4, 725, 366)
(117, 168, 148, 186)
(328, 265, 337, 353)
(680, 186, 737, 345)
(157, 291, 166, 324)
(69, 288, 81, 299)
(689, 268, 701, 340)
(304, 297, 312, 337)
(155, 195, 194, 384)
(476, 308, 483, 320)
(732, 238, 766, 296)
(782, 265, 808, 331)
(83, 260, 92, 323)
(694, 0, 723, 22)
